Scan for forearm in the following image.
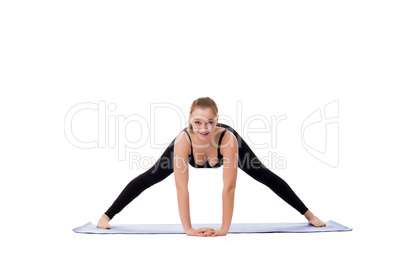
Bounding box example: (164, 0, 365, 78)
(176, 189, 192, 232)
(221, 188, 235, 231)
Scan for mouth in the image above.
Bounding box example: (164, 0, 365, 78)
(199, 132, 209, 137)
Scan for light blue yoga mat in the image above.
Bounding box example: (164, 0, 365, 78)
(73, 220, 352, 234)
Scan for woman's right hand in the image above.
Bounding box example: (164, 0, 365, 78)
(185, 227, 215, 237)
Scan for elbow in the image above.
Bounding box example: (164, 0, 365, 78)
(176, 185, 189, 193)
(223, 186, 236, 192)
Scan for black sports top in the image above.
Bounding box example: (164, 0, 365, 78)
(183, 128, 228, 168)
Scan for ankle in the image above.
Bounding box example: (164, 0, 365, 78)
(303, 210, 315, 220)
(102, 214, 111, 221)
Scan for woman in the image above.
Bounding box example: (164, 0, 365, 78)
(97, 97, 326, 237)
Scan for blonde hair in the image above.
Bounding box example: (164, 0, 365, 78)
(188, 97, 219, 132)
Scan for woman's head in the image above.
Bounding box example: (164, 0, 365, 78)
(188, 97, 219, 137)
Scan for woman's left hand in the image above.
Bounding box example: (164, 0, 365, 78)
(208, 228, 228, 237)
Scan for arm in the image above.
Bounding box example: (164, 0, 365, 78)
(215, 131, 239, 236)
(173, 132, 192, 232)
(173, 132, 222, 237)
(173, 132, 214, 237)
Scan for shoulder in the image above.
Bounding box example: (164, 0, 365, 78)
(220, 130, 238, 155)
(220, 128, 236, 142)
(174, 130, 191, 156)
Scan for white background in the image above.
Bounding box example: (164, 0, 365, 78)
(1, 1, 401, 267)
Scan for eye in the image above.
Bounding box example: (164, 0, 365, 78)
(195, 121, 212, 125)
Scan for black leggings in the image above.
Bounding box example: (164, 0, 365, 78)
(104, 123, 308, 220)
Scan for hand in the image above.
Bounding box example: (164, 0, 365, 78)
(185, 227, 215, 237)
(209, 228, 228, 237)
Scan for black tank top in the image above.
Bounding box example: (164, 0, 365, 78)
(183, 128, 228, 168)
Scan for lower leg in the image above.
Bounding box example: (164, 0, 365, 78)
(96, 173, 150, 229)
(103, 171, 152, 221)
(255, 169, 326, 227)
(97, 142, 175, 227)
(237, 139, 309, 215)
(244, 165, 309, 215)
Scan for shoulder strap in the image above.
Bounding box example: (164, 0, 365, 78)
(218, 129, 227, 156)
(183, 129, 193, 156)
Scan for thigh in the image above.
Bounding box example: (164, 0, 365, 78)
(236, 134, 268, 175)
(218, 123, 265, 172)
(141, 138, 176, 187)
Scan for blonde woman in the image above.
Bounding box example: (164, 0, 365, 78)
(97, 97, 326, 236)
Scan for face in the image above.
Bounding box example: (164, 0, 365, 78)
(189, 107, 219, 139)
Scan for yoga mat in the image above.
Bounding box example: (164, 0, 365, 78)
(73, 220, 352, 234)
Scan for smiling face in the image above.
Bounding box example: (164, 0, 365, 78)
(189, 107, 219, 140)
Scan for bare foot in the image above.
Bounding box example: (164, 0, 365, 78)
(304, 210, 326, 227)
(97, 214, 111, 229)
(308, 217, 326, 227)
